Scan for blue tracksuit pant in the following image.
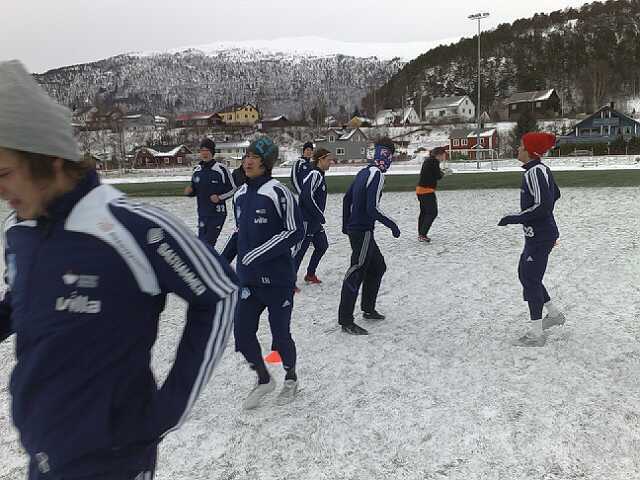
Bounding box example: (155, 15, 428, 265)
(338, 230, 386, 325)
(198, 217, 224, 247)
(518, 240, 555, 319)
(234, 286, 297, 372)
(294, 228, 329, 276)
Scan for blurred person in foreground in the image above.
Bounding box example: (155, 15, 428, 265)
(0, 60, 239, 480)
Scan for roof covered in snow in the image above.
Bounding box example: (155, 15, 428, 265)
(137, 145, 191, 157)
(449, 128, 496, 139)
(425, 96, 469, 110)
(505, 89, 556, 105)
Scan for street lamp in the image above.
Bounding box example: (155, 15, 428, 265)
(469, 12, 490, 168)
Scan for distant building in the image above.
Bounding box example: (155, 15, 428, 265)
(133, 145, 193, 168)
(215, 140, 251, 168)
(121, 113, 155, 130)
(175, 112, 223, 128)
(374, 107, 420, 126)
(557, 102, 640, 146)
(259, 115, 291, 129)
(424, 96, 475, 122)
(505, 89, 561, 120)
(348, 116, 374, 128)
(154, 115, 169, 127)
(217, 104, 260, 125)
(315, 128, 369, 163)
(449, 127, 499, 160)
(324, 115, 338, 127)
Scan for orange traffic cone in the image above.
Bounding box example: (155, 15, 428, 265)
(264, 350, 282, 364)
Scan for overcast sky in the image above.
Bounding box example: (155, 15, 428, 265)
(2, 0, 591, 73)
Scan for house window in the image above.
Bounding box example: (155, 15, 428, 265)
(624, 126, 633, 135)
(329, 136, 335, 142)
(336, 148, 345, 156)
(453, 139, 460, 146)
(536, 102, 542, 108)
(245, 114, 248, 119)
(177, 157, 183, 164)
(164, 158, 170, 165)
(461, 139, 468, 146)
(439, 110, 446, 117)
(360, 147, 366, 155)
(511, 104, 517, 111)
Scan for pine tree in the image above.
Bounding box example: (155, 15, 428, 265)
(510, 110, 538, 154)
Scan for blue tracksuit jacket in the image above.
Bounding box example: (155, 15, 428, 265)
(290, 156, 313, 196)
(226, 176, 304, 287)
(0, 171, 238, 478)
(299, 168, 327, 234)
(188, 160, 236, 221)
(501, 159, 561, 242)
(343, 165, 398, 233)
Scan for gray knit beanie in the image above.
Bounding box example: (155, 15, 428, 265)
(0, 60, 80, 162)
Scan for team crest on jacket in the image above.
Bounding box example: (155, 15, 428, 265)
(241, 288, 251, 299)
(98, 220, 114, 232)
(62, 271, 100, 288)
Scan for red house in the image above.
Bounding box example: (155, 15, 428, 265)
(133, 145, 194, 169)
(449, 128, 499, 160)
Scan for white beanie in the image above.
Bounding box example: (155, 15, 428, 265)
(0, 60, 80, 162)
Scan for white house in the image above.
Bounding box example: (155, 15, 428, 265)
(374, 107, 421, 126)
(214, 140, 251, 168)
(424, 96, 475, 122)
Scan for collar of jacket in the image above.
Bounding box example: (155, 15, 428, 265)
(521, 158, 542, 170)
(199, 160, 216, 169)
(246, 175, 271, 190)
(42, 169, 101, 222)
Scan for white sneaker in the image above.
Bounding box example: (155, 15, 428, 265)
(542, 312, 566, 330)
(242, 377, 276, 410)
(275, 379, 298, 406)
(512, 332, 546, 347)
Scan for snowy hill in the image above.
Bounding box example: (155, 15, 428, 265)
(369, 0, 640, 116)
(34, 36, 453, 120)
(143, 36, 458, 62)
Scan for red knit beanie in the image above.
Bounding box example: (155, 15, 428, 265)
(522, 132, 556, 158)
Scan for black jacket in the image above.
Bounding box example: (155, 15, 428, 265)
(417, 157, 444, 190)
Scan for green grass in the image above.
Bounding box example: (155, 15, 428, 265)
(112, 169, 640, 197)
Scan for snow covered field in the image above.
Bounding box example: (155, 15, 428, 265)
(1, 187, 640, 479)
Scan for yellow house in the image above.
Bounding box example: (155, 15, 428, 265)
(217, 104, 260, 125)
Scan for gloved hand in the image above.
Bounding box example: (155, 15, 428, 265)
(391, 224, 401, 238)
(498, 216, 511, 226)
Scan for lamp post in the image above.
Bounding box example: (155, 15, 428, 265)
(469, 12, 490, 168)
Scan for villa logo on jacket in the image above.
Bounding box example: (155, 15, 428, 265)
(254, 217, 268, 224)
(55, 292, 102, 314)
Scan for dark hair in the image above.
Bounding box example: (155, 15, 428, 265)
(431, 146, 447, 157)
(303, 142, 314, 152)
(311, 148, 331, 165)
(374, 136, 395, 153)
(17, 150, 93, 183)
